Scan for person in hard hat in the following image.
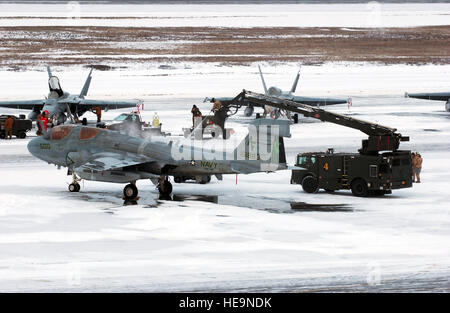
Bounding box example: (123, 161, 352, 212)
(40, 111, 49, 132)
(152, 112, 160, 127)
(212, 99, 222, 112)
(4, 115, 14, 139)
(413, 153, 423, 183)
(191, 105, 202, 128)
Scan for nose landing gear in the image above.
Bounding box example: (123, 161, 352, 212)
(68, 173, 81, 192)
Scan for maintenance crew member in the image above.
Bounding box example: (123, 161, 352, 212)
(191, 105, 202, 128)
(413, 153, 423, 183)
(4, 115, 14, 139)
(91, 106, 102, 123)
(40, 111, 49, 132)
(152, 112, 160, 127)
(212, 99, 222, 112)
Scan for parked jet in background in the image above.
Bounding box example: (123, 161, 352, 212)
(0, 66, 141, 125)
(405, 92, 450, 112)
(206, 65, 350, 118)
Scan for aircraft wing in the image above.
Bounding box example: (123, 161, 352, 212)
(0, 99, 45, 110)
(67, 99, 141, 110)
(405, 92, 450, 101)
(203, 96, 235, 103)
(291, 96, 348, 106)
(73, 152, 152, 172)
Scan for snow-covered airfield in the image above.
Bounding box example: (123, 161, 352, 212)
(0, 2, 449, 292)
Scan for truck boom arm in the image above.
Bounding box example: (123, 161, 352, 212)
(233, 90, 408, 154)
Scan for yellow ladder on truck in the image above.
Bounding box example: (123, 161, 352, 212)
(342, 156, 350, 188)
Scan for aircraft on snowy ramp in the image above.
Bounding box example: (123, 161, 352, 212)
(405, 92, 450, 112)
(205, 65, 350, 118)
(0, 66, 141, 125)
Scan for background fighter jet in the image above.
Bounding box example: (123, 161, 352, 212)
(206, 65, 350, 118)
(0, 67, 141, 125)
(405, 92, 450, 112)
(27, 118, 291, 199)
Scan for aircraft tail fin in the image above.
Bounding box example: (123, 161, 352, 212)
(80, 67, 93, 98)
(258, 65, 268, 94)
(47, 66, 52, 79)
(290, 67, 301, 93)
(232, 119, 290, 173)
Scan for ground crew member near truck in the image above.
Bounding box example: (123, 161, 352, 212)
(91, 106, 102, 123)
(212, 99, 222, 112)
(413, 153, 423, 183)
(411, 152, 416, 181)
(191, 105, 202, 128)
(4, 115, 14, 139)
(152, 112, 160, 127)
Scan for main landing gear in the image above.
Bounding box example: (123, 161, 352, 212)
(123, 182, 138, 201)
(68, 173, 81, 192)
(158, 176, 173, 196)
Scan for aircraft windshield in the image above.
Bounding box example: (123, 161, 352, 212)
(49, 76, 62, 90)
(50, 125, 75, 140)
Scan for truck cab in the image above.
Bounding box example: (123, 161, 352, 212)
(291, 150, 412, 196)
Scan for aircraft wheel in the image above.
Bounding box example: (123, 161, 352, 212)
(174, 176, 183, 184)
(69, 183, 80, 192)
(301, 176, 318, 193)
(158, 180, 172, 195)
(124, 183, 138, 200)
(351, 178, 368, 197)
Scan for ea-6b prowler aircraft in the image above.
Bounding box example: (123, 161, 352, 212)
(0, 67, 141, 125)
(405, 92, 450, 112)
(206, 65, 350, 118)
(27, 117, 290, 199)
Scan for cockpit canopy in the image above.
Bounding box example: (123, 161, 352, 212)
(50, 125, 76, 140)
(268, 86, 282, 97)
(48, 76, 62, 91)
(49, 125, 102, 141)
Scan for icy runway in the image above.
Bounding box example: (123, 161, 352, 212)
(0, 89, 449, 291)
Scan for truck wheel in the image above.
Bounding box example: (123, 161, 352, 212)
(17, 131, 26, 139)
(0, 133, 5, 139)
(302, 176, 318, 193)
(351, 179, 368, 197)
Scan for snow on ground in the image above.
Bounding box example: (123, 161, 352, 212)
(0, 63, 449, 291)
(0, 2, 449, 28)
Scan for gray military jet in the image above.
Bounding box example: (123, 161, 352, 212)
(405, 92, 450, 112)
(27, 117, 291, 199)
(0, 67, 141, 125)
(207, 65, 350, 118)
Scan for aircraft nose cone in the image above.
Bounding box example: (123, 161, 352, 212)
(27, 137, 45, 160)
